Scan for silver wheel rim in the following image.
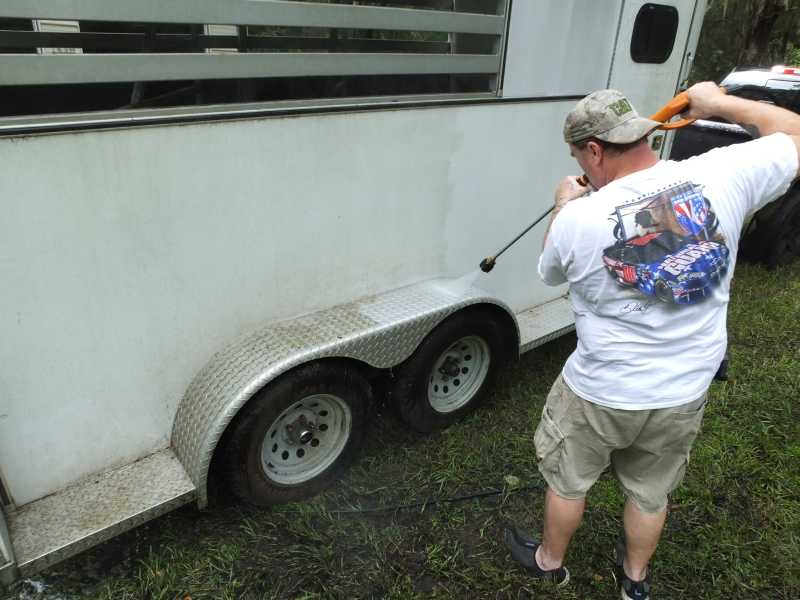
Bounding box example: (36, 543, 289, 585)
(260, 394, 351, 486)
(427, 335, 491, 414)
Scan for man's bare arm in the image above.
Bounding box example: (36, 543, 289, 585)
(686, 82, 800, 176)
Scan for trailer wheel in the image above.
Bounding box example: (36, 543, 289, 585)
(393, 311, 504, 433)
(221, 362, 369, 506)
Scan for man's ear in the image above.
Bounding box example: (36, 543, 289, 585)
(586, 140, 604, 163)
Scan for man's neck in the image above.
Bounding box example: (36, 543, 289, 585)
(606, 146, 660, 183)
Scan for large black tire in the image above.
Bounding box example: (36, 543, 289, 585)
(220, 362, 370, 506)
(764, 191, 800, 268)
(392, 310, 506, 433)
(740, 189, 800, 267)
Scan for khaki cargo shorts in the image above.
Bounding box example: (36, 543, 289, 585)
(534, 374, 707, 513)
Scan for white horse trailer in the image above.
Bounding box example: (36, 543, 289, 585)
(0, 0, 707, 584)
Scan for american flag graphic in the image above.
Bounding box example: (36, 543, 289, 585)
(672, 189, 708, 236)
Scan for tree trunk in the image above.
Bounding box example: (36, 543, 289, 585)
(739, 0, 785, 66)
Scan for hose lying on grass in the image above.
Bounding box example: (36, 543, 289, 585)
(329, 482, 545, 515)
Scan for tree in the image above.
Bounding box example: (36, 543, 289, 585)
(740, 0, 787, 65)
(693, 0, 800, 83)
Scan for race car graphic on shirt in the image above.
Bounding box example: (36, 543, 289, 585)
(602, 182, 730, 305)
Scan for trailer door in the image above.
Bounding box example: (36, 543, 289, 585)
(608, 0, 701, 152)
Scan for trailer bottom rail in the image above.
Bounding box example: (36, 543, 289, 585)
(7, 448, 195, 576)
(517, 296, 574, 354)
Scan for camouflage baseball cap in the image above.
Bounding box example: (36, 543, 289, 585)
(563, 89, 660, 144)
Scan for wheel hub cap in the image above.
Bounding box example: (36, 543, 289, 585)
(261, 394, 351, 486)
(427, 335, 491, 414)
(439, 356, 462, 378)
(286, 414, 315, 445)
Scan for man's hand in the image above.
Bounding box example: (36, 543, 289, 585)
(542, 176, 589, 249)
(555, 176, 590, 210)
(685, 80, 800, 139)
(685, 82, 727, 121)
(685, 81, 800, 175)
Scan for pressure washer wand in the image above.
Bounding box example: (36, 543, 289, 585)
(479, 206, 554, 273)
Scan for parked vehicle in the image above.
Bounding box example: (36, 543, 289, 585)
(671, 65, 800, 267)
(0, 0, 708, 584)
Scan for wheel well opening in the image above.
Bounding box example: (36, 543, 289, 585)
(454, 303, 519, 364)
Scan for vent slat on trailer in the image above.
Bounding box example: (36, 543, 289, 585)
(0, 0, 504, 35)
(0, 31, 453, 54)
(0, 52, 501, 85)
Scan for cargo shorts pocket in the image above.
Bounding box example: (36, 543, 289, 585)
(670, 395, 708, 442)
(534, 407, 565, 474)
(673, 394, 708, 419)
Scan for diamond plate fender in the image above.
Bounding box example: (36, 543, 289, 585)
(171, 279, 518, 507)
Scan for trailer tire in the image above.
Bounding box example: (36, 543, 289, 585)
(221, 362, 369, 506)
(393, 311, 504, 433)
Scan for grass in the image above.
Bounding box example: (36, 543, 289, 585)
(5, 261, 800, 600)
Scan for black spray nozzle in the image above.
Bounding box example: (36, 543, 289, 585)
(479, 257, 496, 273)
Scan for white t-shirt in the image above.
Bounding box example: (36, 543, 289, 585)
(538, 133, 798, 410)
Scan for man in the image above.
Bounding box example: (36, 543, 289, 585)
(504, 82, 800, 600)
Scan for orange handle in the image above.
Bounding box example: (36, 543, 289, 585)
(649, 91, 690, 122)
(658, 118, 696, 130)
(649, 91, 694, 130)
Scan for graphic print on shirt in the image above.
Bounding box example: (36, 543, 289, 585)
(602, 182, 730, 305)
